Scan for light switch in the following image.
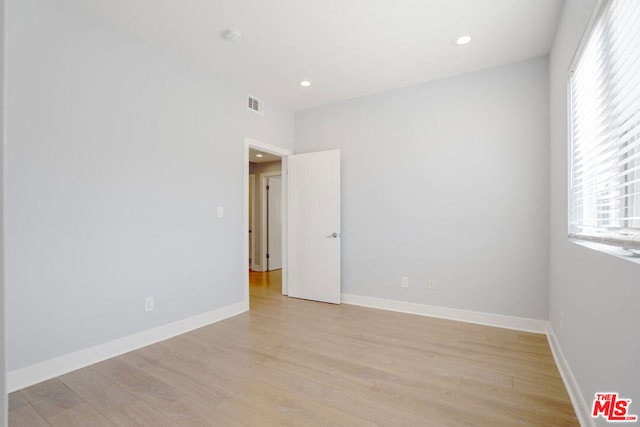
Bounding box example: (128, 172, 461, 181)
(217, 206, 224, 218)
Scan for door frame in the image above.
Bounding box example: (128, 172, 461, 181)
(261, 172, 282, 271)
(244, 137, 291, 304)
(248, 174, 257, 271)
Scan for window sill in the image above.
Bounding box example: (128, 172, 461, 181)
(569, 238, 640, 266)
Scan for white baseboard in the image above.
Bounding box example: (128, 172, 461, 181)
(547, 325, 595, 427)
(341, 293, 548, 334)
(7, 300, 249, 392)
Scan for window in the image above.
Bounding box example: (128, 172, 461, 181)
(568, 0, 640, 255)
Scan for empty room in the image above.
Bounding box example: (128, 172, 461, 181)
(1, 0, 639, 426)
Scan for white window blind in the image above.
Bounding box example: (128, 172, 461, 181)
(569, 0, 640, 252)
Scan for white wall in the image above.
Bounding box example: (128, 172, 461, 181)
(1, 0, 7, 423)
(549, 0, 640, 424)
(5, 0, 293, 372)
(296, 57, 550, 320)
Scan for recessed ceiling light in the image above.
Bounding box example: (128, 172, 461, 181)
(455, 35, 472, 46)
(299, 80, 312, 87)
(256, 153, 264, 158)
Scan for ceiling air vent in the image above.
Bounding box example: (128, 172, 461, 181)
(247, 95, 264, 115)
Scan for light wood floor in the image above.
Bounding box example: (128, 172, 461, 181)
(9, 270, 578, 426)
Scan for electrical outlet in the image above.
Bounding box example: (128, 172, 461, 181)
(145, 296, 154, 312)
(401, 276, 409, 288)
(428, 280, 436, 290)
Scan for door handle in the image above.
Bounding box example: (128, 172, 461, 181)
(326, 232, 339, 238)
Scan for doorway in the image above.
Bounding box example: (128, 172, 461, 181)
(252, 163, 282, 272)
(244, 138, 291, 305)
(244, 139, 342, 307)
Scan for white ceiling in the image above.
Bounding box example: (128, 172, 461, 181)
(249, 148, 281, 164)
(63, 0, 564, 112)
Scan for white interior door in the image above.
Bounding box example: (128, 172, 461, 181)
(267, 176, 282, 270)
(288, 150, 341, 304)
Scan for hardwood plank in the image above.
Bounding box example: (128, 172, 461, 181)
(47, 402, 115, 427)
(159, 396, 245, 427)
(367, 379, 502, 426)
(455, 387, 578, 426)
(518, 331, 549, 346)
(513, 375, 574, 402)
(321, 388, 448, 427)
(459, 377, 577, 418)
(104, 400, 179, 427)
(269, 391, 374, 426)
(8, 392, 29, 411)
(8, 404, 51, 427)
(59, 368, 136, 413)
(20, 379, 83, 420)
(90, 358, 183, 406)
(261, 356, 377, 403)
(119, 344, 233, 406)
(215, 394, 310, 427)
